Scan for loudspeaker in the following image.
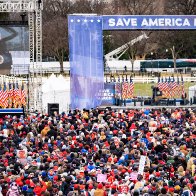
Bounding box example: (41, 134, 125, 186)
(48, 103, 59, 116)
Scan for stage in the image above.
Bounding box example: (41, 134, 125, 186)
(99, 104, 196, 110)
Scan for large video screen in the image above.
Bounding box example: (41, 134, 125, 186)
(0, 26, 29, 75)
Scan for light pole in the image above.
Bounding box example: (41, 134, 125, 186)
(151, 52, 153, 73)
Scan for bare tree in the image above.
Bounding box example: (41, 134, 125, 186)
(158, 31, 193, 72)
(42, 0, 108, 73)
(112, 0, 155, 15)
(106, 0, 157, 71)
(165, 0, 196, 15)
(43, 16, 68, 73)
(43, 0, 74, 19)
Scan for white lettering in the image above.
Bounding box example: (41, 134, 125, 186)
(194, 18, 196, 26)
(158, 18, 164, 26)
(165, 18, 171, 26)
(116, 18, 124, 26)
(123, 18, 131, 26)
(149, 18, 158, 26)
(183, 18, 190, 26)
(141, 18, 149, 26)
(132, 18, 137, 26)
(108, 18, 115, 27)
(176, 18, 182, 26)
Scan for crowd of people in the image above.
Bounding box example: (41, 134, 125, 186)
(0, 107, 195, 196)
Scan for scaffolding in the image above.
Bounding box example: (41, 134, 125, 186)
(0, 0, 43, 112)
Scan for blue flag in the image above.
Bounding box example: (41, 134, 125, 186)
(68, 15, 104, 109)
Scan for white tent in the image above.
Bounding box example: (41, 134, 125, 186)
(188, 85, 196, 103)
(42, 74, 70, 114)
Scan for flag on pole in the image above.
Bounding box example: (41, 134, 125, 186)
(176, 77, 181, 97)
(21, 83, 26, 106)
(2, 82, 8, 108)
(8, 82, 13, 108)
(171, 77, 177, 98)
(167, 76, 172, 98)
(13, 82, 20, 108)
(158, 77, 164, 91)
(162, 78, 168, 97)
(127, 78, 134, 99)
(115, 76, 122, 98)
(122, 81, 129, 99)
(157, 77, 161, 89)
(0, 85, 3, 107)
(181, 76, 185, 98)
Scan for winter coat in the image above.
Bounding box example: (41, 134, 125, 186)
(94, 188, 105, 196)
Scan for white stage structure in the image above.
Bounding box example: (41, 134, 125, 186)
(42, 74, 70, 114)
(0, 0, 43, 112)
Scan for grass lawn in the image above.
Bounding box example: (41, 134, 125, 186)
(134, 82, 195, 98)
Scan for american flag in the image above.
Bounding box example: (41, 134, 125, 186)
(171, 77, 177, 98)
(127, 78, 134, 99)
(122, 82, 129, 99)
(176, 77, 181, 97)
(158, 77, 164, 91)
(13, 82, 20, 108)
(21, 83, 26, 106)
(8, 82, 13, 108)
(115, 76, 121, 98)
(162, 78, 168, 97)
(2, 83, 8, 108)
(157, 77, 161, 90)
(167, 76, 172, 98)
(0, 85, 3, 107)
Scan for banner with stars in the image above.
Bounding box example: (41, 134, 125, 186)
(68, 15, 104, 109)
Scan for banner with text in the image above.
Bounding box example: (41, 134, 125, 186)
(102, 15, 196, 30)
(99, 83, 115, 106)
